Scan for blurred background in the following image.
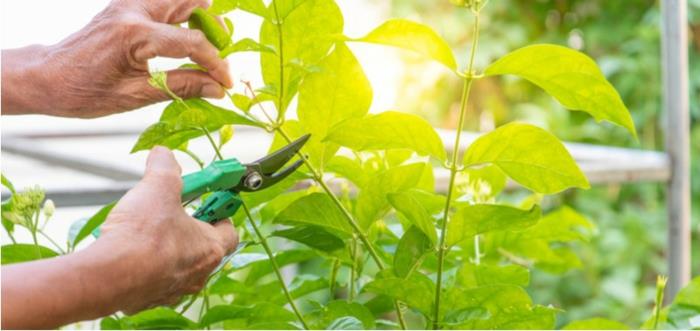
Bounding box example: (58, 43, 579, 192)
(2, 0, 698, 327)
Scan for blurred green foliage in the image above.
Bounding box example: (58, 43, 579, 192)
(390, 0, 699, 327)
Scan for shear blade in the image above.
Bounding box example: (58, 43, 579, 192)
(236, 134, 310, 192)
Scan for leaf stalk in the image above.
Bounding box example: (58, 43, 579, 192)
(433, 9, 482, 329)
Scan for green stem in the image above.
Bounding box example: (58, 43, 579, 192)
(202, 127, 224, 160)
(330, 258, 340, 299)
(348, 238, 357, 302)
(433, 10, 481, 330)
(242, 203, 309, 330)
(38, 229, 66, 254)
(181, 149, 205, 169)
(271, 0, 285, 119)
(30, 212, 42, 258)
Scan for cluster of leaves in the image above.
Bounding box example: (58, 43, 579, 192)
(1, 0, 697, 330)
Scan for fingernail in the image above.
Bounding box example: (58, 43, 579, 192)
(147, 146, 177, 173)
(202, 83, 225, 98)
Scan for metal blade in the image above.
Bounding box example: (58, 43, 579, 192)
(256, 134, 310, 175)
(234, 134, 310, 192)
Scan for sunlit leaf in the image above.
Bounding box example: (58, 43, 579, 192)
(362, 271, 435, 316)
(325, 111, 447, 161)
(446, 204, 541, 247)
(563, 318, 630, 330)
(1, 244, 59, 265)
(271, 225, 345, 252)
(463, 123, 589, 194)
(220, 38, 276, 58)
(485, 44, 636, 137)
(260, 0, 343, 112)
(306, 300, 376, 330)
(298, 43, 372, 169)
(458, 263, 530, 289)
(273, 192, 354, 235)
(74, 202, 115, 244)
(120, 307, 197, 329)
(355, 163, 427, 230)
(393, 226, 434, 278)
(352, 18, 457, 70)
(388, 190, 438, 243)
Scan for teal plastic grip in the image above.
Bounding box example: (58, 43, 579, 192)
(181, 159, 246, 202)
(192, 191, 243, 223)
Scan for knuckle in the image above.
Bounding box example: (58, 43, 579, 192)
(186, 30, 208, 48)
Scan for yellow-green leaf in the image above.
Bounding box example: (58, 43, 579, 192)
(352, 19, 457, 70)
(260, 0, 343, 112)
(446, 204, 541, 247)
(388, 190, 438, 244)
(273, 192, 354, 235)
(463, 123, 589, 194)
(325, 111, 447, 161)
(298, 43, 372, 169)
(485, 44, 636, 137)
(563, 318, 630, 330)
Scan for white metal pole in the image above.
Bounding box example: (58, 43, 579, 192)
(661, 0, 691, 300)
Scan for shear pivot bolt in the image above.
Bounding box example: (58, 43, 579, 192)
(245, 172, 263, 190)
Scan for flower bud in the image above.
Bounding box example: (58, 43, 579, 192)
(43, 199, 55, 220)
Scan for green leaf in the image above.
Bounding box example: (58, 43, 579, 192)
(100, 316, 123, 330)
(521, 206, 595, 242)
(271, 225, 345, 252)
(160, 99, 259, 129)
(388, 191, 438, 243)
(67, 217, 88, 248)
(1, 173, 16, 194)
(355, 163, 427, 230)
(352, 18, 457, 70)
(237, 0, 268, 18)
(273, 192, 354, 235)
(208, 0, 237, 15)
(132, 99, 260, 153)
(485, 44, 636, 137)
(220, 38, 276, 58)
(457, 263, 530, 289)
(443, 285, 555, 329)
(189, 8, 231, 50)
(260, 0, 343, 111)
(325, 111, 447, 161)
(327, 317, 363, 330)
(244, 249, 316, 285)
(667, 277, 700, 329)
(121, 307, 198, 330)
(463, 123, 589, 194)
(298, 43, 372, 169)
(1, 244, 59, 265)
(562, 318, 630, 330)
(306, 300, 376, 330)
(73, 202, 115, 246)
(327, 156, 366, 187)
(393, 226, 434, 278)
(446, 204, 541, 247)
(201, 302, 296, 327)
(363, 271, 435, 316)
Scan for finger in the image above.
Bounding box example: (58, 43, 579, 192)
(143, 0, 210, 24)
(141, 146, 184, 205)
(211, 219, 238, 254)
(133, 23, 232, 88)
(134, 69, 226, 103)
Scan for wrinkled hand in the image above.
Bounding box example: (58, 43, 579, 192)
(1, 0, 232, 117)
(98, 146, 237, 313)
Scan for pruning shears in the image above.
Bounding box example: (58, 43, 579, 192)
(183, 134, 310, 223)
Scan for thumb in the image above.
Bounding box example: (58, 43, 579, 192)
(141, 146, 184, 204)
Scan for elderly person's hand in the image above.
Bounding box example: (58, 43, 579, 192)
(1, 147, 238, 329)
(1, 0, 232, 117)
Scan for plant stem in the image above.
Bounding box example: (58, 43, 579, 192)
(202, 127, 224, 160)
(433, 9, 481, 329)
(348, 238, 357, 302)
(241, 203, 309, 329)
(38, 229, 66, 254)
(181, 149, 205, 169)
(271, 0, 285, 119)
(31, 212, 42, 258)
